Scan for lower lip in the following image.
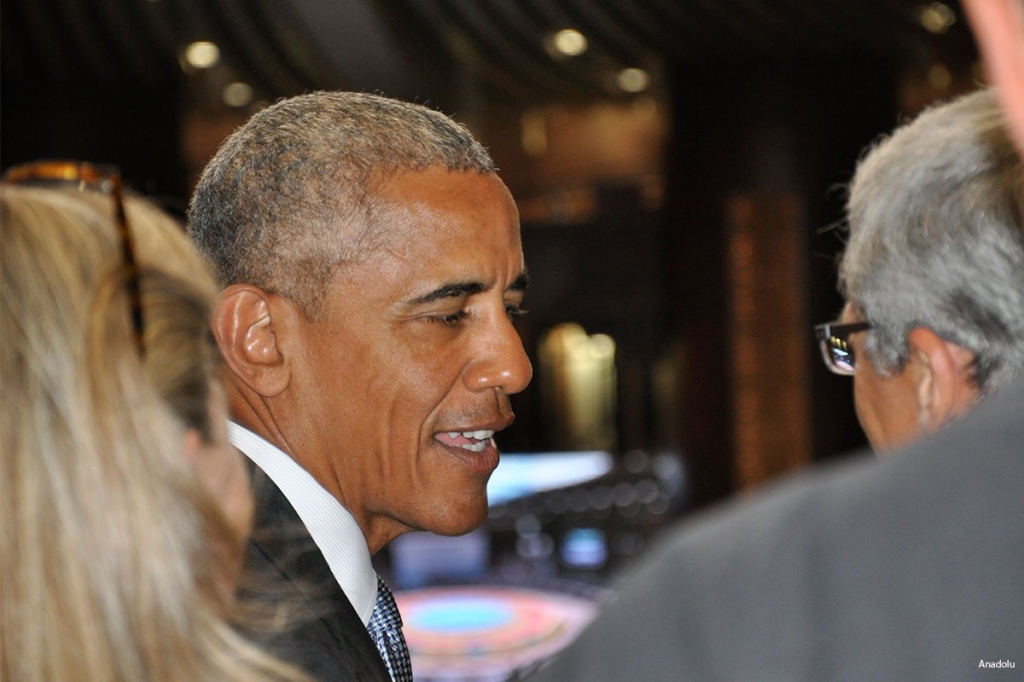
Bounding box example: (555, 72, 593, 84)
(436, 437, 500, 474)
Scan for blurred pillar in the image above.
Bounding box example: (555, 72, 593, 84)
(727, 195, 811, 488)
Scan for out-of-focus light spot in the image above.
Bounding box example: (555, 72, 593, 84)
(222, 82, 253, 108)
(521, 108, 547, 157)
(588, 334, 616, 360)
(184, 41, 221, 69)
(552, 29, 588, 57)
(928, 62, 952, 90)
(919, 2, 956, 34)
(616, 67, 650, 93)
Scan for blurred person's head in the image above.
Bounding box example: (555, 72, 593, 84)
(824, 90, 1024, 452)
(188, 91, 532, 553)
(0, 167, 306, 682)
(962, 0, 1024, 156)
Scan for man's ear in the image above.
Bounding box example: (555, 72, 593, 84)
(906, 327, 980, 432)
(211, 284, 292, 398)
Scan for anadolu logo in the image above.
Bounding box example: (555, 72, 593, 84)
(978, 659, 1016, 669)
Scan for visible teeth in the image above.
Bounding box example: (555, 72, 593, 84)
(439, 430, 495, 452)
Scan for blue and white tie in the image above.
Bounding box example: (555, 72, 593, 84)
(367, 575, 413, 682)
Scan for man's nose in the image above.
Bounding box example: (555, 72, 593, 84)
(463, 311, 533, 395)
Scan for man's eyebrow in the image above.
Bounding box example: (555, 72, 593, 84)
(510, 270, 530, 293)
(409, 281, 486, 304)
(407, 270, 529, 305)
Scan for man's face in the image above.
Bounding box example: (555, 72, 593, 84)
(842, 304, 921, 453)
(289, 168, 532, 550)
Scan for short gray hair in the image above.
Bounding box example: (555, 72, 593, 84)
(186, 91, 496, 315)
(840, 88, 1024, 394)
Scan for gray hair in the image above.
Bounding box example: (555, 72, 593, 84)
(840, 88, 1024, 394)
(186, 91, 496, 316)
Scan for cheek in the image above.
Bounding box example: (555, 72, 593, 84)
(376, 334, 466, 407)
(852, 379, 875, 431)
(218, 445, 255, 540)
(854, 371, 920, 451)
(853, 372, 891, 447)
(853, 372, 874, 417)
(332, 324, 472, 459)
(351, 352, 449, 462)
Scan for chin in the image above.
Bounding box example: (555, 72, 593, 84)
(426, 499, 489, 537)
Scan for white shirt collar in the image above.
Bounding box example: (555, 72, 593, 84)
(228, 421, 378, 625)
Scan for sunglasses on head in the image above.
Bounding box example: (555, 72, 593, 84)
(2, 160, 145, 355)
(814, 321, 872, 376)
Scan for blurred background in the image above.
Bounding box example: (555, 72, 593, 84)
(1, 1, 987, 676)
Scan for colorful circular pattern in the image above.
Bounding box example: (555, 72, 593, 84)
(395, 586, 596, 680)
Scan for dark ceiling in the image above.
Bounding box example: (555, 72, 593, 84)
(2, 0, 978, 106)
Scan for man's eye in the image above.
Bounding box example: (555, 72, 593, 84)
(506, 305, 528, 319)
(429, 310, 469, 326)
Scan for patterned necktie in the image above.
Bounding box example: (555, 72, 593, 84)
(367, 574, 413, 682)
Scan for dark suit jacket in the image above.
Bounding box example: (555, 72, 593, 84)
(242, 465, 392, 682)
(529, 378, 1024, 681)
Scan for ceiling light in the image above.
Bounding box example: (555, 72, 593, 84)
(919, 3, 956, 35)
(184, 41, 221, 69)
(222, 82, 254, 108)
(552, 29, 588, 57)
(616, 68, 651, 93)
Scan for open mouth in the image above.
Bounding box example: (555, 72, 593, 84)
(435, 429, 496, 453)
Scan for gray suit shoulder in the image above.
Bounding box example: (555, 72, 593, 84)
(529, 378, 1024, 682)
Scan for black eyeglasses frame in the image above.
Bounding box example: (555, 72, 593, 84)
(814, 320, 872, 376)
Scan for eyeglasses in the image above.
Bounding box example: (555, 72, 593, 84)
(2, 160, 145, 354)
(814, 321, 872, 375)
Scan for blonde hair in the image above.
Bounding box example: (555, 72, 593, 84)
(0, 184, 310, 682)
